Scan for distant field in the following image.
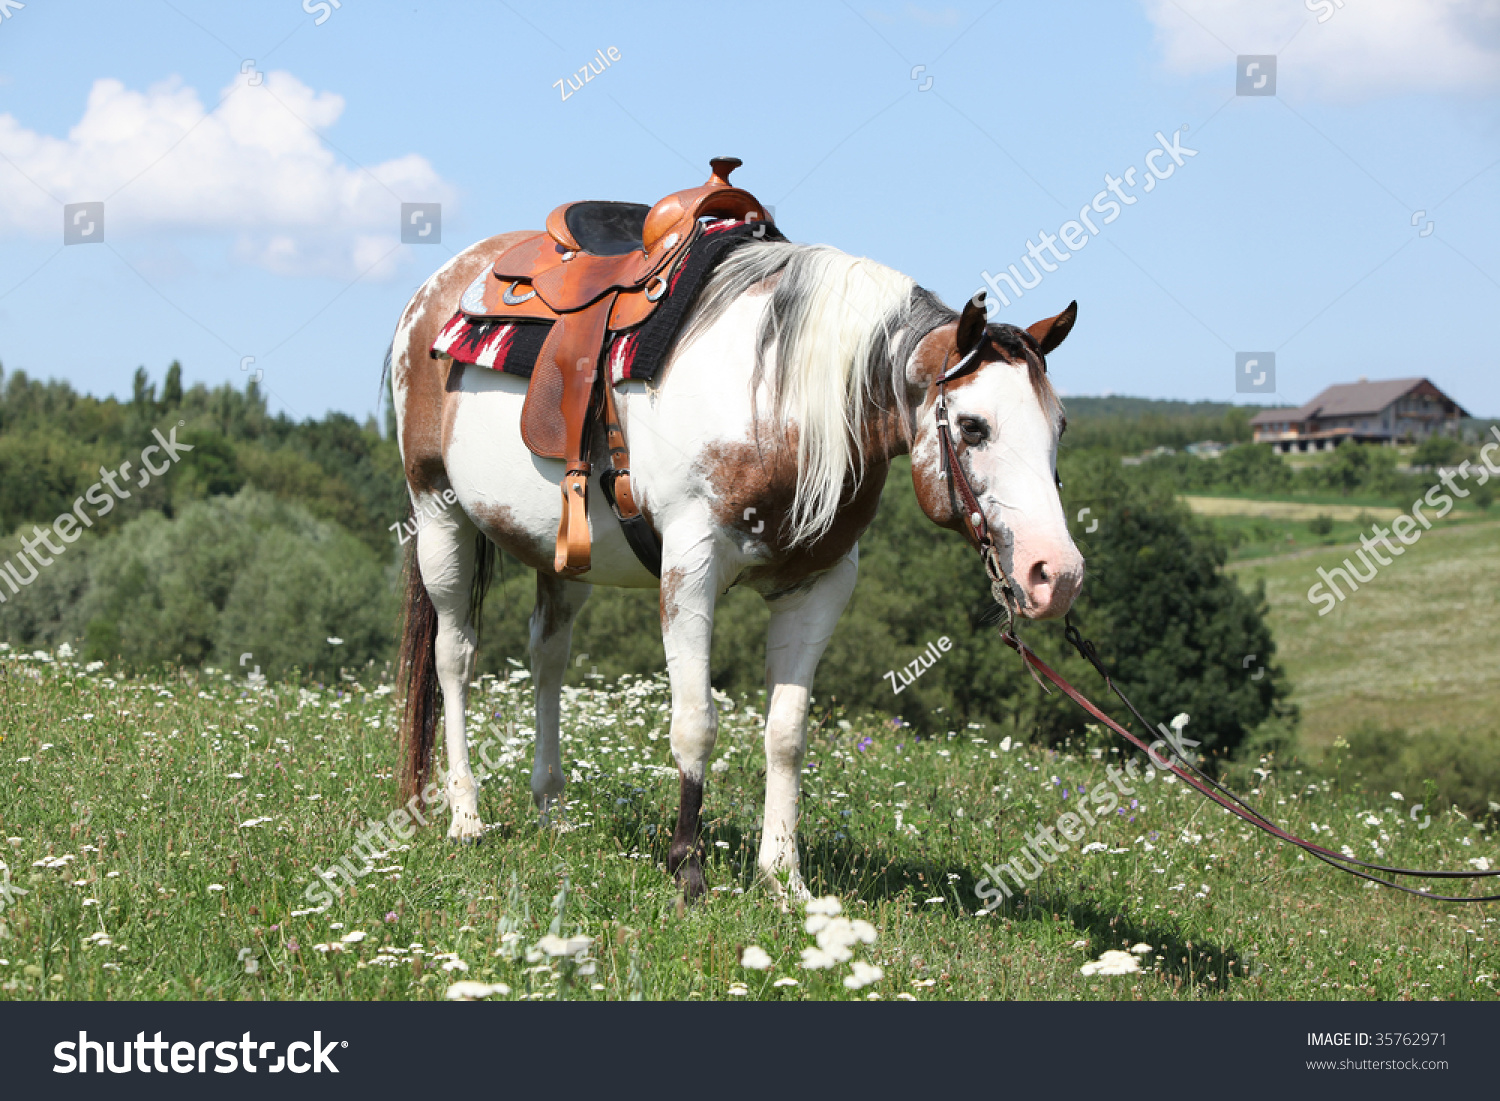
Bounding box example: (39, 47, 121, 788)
(1184, 495, 1491, 562)
(1182, 496, 1405, 522)
(1227, 520, 1500, 749)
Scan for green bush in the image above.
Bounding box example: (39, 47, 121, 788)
(1411, 434, 1471, 468)
(1331, 722, 1500, 821)
(1308, 514, 1334, 536)
(1300, 443, 1409, 497)
(52, 489, 396, 678)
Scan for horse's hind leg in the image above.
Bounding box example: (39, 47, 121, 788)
(530, 572, 592, 825)
(415, 501, 485, 842)
(758, 548, 859, 900)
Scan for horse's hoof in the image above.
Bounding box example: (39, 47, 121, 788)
(447, 834, 481, 847)
(673, 862, 708, 904)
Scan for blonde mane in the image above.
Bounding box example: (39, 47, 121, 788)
(684, 241, 944, 546)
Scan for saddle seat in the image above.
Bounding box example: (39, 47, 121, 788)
(464, 158, 771, 576)
(552, 201, 650, 256)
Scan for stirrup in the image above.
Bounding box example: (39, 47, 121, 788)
(554, 466, 592, 574)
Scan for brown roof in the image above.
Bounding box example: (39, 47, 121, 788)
(1249, 378, 1467, 426)
(1249, 405, 1300, 426)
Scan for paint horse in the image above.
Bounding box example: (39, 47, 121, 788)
(389, 232, 1084, 899)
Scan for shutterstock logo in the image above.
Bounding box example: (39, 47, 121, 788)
(54, 1031, 345, 1074)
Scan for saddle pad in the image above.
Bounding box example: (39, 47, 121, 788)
(431, 218, 782, 384)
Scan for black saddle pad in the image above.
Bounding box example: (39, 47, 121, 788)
(564, 201, 650, 256)
(432, 218, 784, 384)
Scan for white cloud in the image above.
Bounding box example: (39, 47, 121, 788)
(1141, 0, 1500, 99)
(0, 70, 455, 278)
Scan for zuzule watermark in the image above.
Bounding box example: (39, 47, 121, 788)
(884, 636, 952, 694)
(555, 46, 621, 101)
(390, 489, 459, 545)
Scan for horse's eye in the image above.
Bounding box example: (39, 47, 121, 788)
(956, 416, 989, 445)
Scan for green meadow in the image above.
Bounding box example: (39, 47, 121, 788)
(0, 647, 1494, 1002)
(1228, 519, 1500, 748)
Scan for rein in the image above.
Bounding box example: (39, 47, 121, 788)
(931, 337, 1500, 904)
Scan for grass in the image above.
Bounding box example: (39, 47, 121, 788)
(0, 645, 1496, 1002)
(1228, 520, 1500, 748)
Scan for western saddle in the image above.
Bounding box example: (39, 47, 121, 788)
(466, 157, 771, 576)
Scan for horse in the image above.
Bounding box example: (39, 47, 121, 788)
(388, 234, 1084, 900)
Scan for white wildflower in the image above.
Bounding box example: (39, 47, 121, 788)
(805, 896, 842, 917)
(740, 945, 773, 971)
(1080, 950, 1141, 977)
(799, 946, 839, 970)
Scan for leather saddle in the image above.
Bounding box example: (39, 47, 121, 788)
(463, 157, 771, 576)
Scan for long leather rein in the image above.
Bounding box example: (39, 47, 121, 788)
(932, 336, 1500, 904)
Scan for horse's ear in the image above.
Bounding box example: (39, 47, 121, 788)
(957, 293, 988, 355)
(1026, 301, 1077, 356)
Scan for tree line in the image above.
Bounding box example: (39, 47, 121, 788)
(0, 363, 1342, 760)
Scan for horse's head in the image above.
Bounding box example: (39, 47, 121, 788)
(908, 294, 1084, 619)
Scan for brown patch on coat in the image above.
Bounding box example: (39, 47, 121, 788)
(467, 500, 553, 573)
(700, 421, 890, 596)
(396, 231, 534, 497)
(658, 566, 684, 629)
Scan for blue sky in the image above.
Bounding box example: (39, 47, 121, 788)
(1, 0, 1496, 422)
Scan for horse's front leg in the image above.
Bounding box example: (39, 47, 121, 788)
(414, 502, 485, 842)
(660, 530, 726, 901)
(758, 547, 859, 901)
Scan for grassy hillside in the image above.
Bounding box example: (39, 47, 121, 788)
(1228, 520, 1500, 747)
(0, 648, 1494, 1002)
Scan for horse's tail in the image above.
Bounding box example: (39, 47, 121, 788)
(397, 514, 440, 806)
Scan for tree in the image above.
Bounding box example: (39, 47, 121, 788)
(161, 361, 183, 410)
(1062, 452, 1295, 759)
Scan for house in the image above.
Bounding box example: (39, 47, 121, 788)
(1249, 377, 1468, 454)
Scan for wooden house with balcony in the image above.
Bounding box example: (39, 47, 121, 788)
(1249, 377, 1467, 453)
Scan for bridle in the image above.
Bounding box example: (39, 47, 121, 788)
(932, 332, 1025, 632)
(931, 328, 1500, 903)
